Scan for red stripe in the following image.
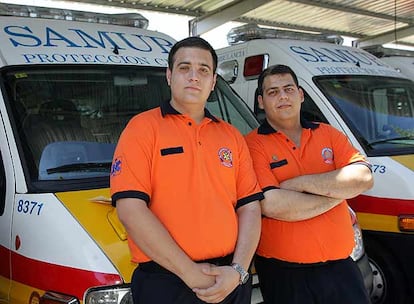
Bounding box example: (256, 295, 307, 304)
(0, 245, 122, 299)
(348, 195, 414, 216)
(0, 244, 10, 278)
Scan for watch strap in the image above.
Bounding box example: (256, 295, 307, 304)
(231, 262, 249, 284)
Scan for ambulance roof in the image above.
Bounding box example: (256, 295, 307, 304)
(218, 39, 409, 79)
(0, 15, 176, 67)
(267, 39, 408, 79)
(218, 24, 410, 80)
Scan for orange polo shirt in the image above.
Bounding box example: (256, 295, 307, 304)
(111, 101, 263, 263)
(245, 119, 369, 263)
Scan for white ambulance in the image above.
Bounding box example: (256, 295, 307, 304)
(217, 23, 414, 304)
(0, 4, 262, 304)
(362, 45, 414, 81)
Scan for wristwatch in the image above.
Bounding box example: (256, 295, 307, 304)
(231, 263, 249, 285)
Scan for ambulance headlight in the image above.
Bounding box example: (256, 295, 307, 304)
(84, 284, 132, 304)
(349, 207, 365, 261)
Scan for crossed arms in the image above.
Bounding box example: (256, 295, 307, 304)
(261, 163, 373, 221)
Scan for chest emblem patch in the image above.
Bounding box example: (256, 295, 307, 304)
(218, 147, 233, 168)
(321, 147, 334, 164)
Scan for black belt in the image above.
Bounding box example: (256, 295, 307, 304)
(139, 254, 233, 274)
(256, 255, 351, 268)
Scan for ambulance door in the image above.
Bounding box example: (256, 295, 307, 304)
(0, 106, 14, 303)
(299, 80, 347, 131)
(205, 76, 259, 134)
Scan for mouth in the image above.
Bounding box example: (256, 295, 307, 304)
(277, 104, 291, 109)
(186, 86, 202, 92)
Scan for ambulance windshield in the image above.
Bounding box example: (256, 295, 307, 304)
(316, 75, 414, 156)
(5, 67, 258, 187)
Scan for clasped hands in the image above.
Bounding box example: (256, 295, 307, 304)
(184, 262, 240, 303)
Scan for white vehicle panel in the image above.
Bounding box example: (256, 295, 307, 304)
(0, 17, 173, 66)
(12, 193, 118, 274)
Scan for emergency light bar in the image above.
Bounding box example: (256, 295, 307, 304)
(227, 23, 343, 45)
(362, 45, 414, 58)
(0, 3, 149, 29)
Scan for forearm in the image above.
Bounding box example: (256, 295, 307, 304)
(261, 188, 343, 221)
(232, 201, 261, 270)
(281, 164, 373, 199)
(192, 202, 261, 303)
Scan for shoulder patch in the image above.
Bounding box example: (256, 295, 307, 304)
(111, 157, 122, 176)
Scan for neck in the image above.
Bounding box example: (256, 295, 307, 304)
(268, 118, 302, 146)
(170, 100, 205, 124)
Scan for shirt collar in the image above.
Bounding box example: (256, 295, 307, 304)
(257, 117, 319, 135)
(160, 100, 219, 122)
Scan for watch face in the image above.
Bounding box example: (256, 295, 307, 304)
(232, 263, 249, 284)
(241, 272, 249, 284)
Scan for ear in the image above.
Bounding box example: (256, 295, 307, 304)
(298, 87, 305, 104)
(166, 68, 171, 86)
(211, 73, 217, 91)
(258, 94, 265, 110)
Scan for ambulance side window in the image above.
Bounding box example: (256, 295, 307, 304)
(301, 90, 328, 123)
(254, 88, 265, 123)
(0, 152, 5, 215)
(206, 77, 258, 135)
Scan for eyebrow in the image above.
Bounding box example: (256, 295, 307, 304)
(266, 83, 296, 91)
(176, 60, 212, 70)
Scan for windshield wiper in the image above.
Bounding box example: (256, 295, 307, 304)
(46, 162, 112, 174)
(368, 136, 414, 146)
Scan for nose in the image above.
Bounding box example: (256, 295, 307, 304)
(279, 90, 288, 99)
(189, 68, 199, 82)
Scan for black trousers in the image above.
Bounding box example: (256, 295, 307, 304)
(131, 256, 252, 304)
(255, 255, 371, 304)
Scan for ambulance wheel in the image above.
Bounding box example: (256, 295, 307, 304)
(364, 238, 408, 304)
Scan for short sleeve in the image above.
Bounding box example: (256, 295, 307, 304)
(326, 124, 369, 168)
(245, 131, 280, 191)
(232, 128, 264, 208)
(110, 114, 155, 204)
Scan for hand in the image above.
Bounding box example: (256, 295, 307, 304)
(193, 265, 240, 303)
(181, 263, 216, 290)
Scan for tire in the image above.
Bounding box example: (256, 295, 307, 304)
(364, 237, 409, 304)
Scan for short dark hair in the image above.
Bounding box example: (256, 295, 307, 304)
(257, 64, 299, 95)
(168, 36, 218, 73)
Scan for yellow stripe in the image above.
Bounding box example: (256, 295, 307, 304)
(0, 278, 55, 304)
(390, 155, 414, 170)
(357, 212, 400, 233)
(0, 276, 9, 302)
(55, 189, 136, 283)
